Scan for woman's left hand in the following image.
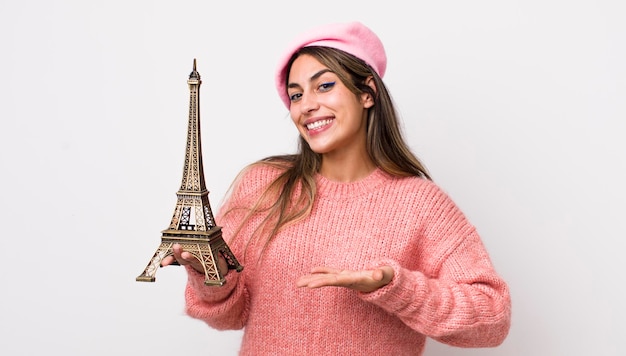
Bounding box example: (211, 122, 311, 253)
(296, 266, 394, 293)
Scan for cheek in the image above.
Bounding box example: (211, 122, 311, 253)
(325, 90, 359, 112)
(289, 110, 307, 134)
(289, 109, 299, 125)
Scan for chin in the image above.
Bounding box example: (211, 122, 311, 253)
(309, 146, 327, 154)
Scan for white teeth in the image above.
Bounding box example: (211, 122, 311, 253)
(306, 119, 332, 130)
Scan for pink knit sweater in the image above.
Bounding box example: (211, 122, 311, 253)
(184, 165, 511, 355)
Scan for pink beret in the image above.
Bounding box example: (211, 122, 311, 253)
(275, 21, 387, 108)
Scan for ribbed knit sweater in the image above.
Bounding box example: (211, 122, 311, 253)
(184, 165, 511, 355)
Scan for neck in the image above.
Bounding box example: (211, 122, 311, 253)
(319, 152, 376, 182)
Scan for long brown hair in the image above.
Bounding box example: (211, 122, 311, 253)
(224, 46, 431, 255)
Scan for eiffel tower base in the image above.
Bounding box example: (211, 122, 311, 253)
(136, 227, 243, 286)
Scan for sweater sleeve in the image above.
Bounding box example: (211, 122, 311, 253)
(358, 182, 511, 347)
(183, 167, 258, 330)
(184, 264, 248, 330)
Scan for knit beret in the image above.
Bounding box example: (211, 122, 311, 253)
(275, 21, 387, 108)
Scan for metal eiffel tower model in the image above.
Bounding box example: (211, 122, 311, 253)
(136, 59, 243, 286)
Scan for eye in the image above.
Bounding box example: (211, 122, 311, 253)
(318, 81, 336, 92)
(289, 92, 302, 102)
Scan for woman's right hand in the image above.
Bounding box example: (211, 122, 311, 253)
(161, 243, 229, 276)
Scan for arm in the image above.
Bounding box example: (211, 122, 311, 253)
(360, 235, 511, 347)
(184, 264, 249, 330)
(161, 238, 248, 330)
(359, 184, 511, 347)
(181, 168, 259, 330)
(297, 181, 511, 347)
(297, 235, 510, 347)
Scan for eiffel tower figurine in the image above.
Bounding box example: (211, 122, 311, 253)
(136, 59, 243, 286)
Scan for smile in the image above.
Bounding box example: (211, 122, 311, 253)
(306, 119, 333, 130)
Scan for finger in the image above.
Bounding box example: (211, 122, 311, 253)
(172, 245, 194, 266)
(309, 266, 342, 274)
(298, 273, 349, 288)
(301, 270, 383, 290)
(217, 255, 229, 275)
(296, 273, 333, 287)
(160, 255, 176, 267)
(377, 266, 394, 285)
(172, 244, 184, 257)
(371, 268, 384, 281)
(180, 251, 195, 262)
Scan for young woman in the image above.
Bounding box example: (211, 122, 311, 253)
(164, 21, 511, 355)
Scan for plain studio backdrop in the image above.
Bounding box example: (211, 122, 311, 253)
(1, 1, 624, 355)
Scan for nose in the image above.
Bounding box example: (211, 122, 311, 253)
(299, 91, 319, 114)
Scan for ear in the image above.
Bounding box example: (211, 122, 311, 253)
(361, 76, 376, 109)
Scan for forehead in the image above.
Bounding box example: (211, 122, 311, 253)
(288, 54, 332, 81)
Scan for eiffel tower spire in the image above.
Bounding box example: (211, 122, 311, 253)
(136, 59, 243, 286)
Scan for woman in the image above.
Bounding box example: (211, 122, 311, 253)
(164, 21, 511, 355)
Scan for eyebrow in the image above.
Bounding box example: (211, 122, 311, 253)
(287, 69, 333, 90)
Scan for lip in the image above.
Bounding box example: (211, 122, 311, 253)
(303, 117, 334, 135)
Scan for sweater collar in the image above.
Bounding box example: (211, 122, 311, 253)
(315, 168, 391, 200)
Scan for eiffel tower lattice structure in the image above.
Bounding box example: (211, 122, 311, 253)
(136, 59, 243, 286)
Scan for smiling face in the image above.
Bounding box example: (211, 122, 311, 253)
(287, 54, 374, 158)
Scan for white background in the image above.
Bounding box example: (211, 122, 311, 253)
(1, 1, 625, 355)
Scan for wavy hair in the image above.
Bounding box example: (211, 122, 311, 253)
(223, 46, 431, 256)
